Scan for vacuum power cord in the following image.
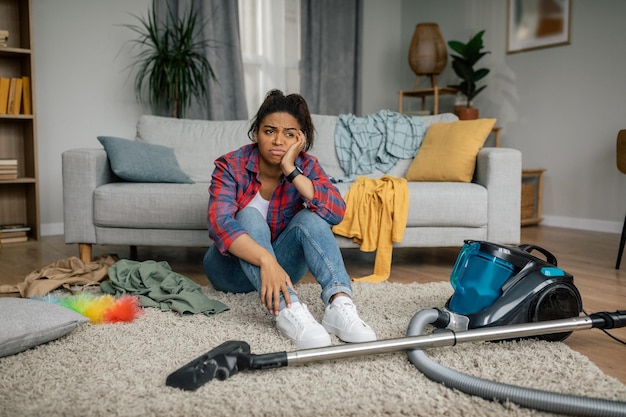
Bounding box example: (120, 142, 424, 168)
(587, 309, 626, 346)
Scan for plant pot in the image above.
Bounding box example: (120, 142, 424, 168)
(456, 106, 479, 120)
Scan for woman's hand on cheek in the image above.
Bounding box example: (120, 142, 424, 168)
(281, 133, 306, 173)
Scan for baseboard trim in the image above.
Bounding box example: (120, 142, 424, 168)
(542, 215, 621, 234)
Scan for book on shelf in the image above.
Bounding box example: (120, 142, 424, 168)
(21, 76, 31, 115)
(0, 158, 18, 178)
(8, 77, 22, 115)
(0, 224, 30, 232)
(0, 230, 27, 238)
(0, 76, 29, 115)
(0, 30, 7, 47)
(0, 77, 9, 114)
(6, 78, 15, 114)
(0, 235, 28, 244)
(0, 223, 29, 243)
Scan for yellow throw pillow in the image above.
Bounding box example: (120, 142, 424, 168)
(405, 118, 497, 182)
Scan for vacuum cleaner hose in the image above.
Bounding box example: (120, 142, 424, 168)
(406, 309, 626, 417)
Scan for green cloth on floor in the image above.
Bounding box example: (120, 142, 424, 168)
(101, 259, 228, 316)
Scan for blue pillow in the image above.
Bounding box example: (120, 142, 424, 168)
(97, 136, 194, 183)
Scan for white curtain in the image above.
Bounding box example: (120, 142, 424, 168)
(239, 0, 301, 117)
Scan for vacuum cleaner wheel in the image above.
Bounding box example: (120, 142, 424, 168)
(530, 283, 582, 342)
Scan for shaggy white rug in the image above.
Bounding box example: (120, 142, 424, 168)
(1, 281, 625, 417)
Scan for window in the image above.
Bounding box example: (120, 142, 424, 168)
(239, 0, 301, 117)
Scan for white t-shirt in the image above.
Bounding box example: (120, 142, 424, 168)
(245, 191, 270, 220)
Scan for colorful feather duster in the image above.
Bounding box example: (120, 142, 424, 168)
(39, 293, 143, 324)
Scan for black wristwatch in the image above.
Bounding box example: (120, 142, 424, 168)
(285, 166, 303, 182)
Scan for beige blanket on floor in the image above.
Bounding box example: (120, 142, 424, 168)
(0, 255, 117, 297)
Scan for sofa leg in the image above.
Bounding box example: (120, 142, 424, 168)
(79, 243, 92, 264)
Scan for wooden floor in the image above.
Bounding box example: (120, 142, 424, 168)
(1, 226, 625, 384)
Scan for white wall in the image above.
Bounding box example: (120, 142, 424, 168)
(32, 0, 150, 235)
(360, 0, 404, 114)
(32, 0, 626, 236)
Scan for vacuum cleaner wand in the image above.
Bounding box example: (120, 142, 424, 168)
(165, 309, 626, 390)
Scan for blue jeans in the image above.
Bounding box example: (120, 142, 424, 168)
(203, 208, 352, 310)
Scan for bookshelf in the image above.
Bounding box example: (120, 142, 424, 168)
(0, 0, 39, 240)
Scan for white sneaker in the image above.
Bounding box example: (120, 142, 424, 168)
(276, 302, 331, 349)
(322, 297, 377, 343)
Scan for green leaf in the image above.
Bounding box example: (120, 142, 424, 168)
(473, 68, 490, 82)
(447, 30, 490, 102)
(447, 40, 466, 56)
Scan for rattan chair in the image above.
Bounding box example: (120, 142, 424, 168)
(615, 130, 626, 269)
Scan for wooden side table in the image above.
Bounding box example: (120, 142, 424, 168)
(521, 169, 545, 226)
(398, 75, 458, 115)
(398, 87, 458, 115)
(491, 126, 502, 147)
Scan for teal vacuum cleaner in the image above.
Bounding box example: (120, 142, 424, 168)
(443, 240, 582, 341)
(166, 240, 626, 417)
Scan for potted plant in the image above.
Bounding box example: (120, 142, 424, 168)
(447, 30, 490, 120)
(123, 1, 216, 118)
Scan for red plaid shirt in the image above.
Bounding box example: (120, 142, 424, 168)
(207, 144, 346, 254)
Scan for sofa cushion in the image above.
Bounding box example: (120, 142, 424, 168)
(136, 116, 250, 183)
(332, 180, 487, 228)
(404, 182, 487, 226)
(95, 179, 487, 232)
(309, 114, 344, 179)
(0, 298, 89, 358)
(97, 136, 193, 184)
(94, 183, 209, 229)
(405, 118, 496, 182)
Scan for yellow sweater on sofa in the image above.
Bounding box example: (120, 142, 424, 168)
(332, 175, 409, 283)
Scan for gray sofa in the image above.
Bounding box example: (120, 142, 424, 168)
(62, 113, 521, 263)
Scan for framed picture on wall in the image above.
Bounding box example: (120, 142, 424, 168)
(507, 0, 571, 53)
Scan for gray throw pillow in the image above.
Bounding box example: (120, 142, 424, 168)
(0, 298, 89, 358)
(97, 136, 194, 183)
